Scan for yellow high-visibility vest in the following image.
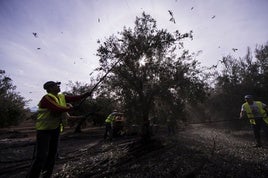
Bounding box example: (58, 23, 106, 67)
(105, 114, 116, 123)
(36, 93, 67, 130)
(243, 101, 268, 125)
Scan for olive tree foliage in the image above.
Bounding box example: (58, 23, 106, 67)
(255, 43, 268, 99)
(64, 81, 116, 115)
(64, 81, 115, 132)
(207, 42, 268, 122)
(96, 12, 208, 135)
(0, 70, 29, 127)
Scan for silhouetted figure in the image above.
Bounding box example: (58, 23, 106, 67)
(167, 115, 176, 135)
(240, 95, 268, 147)
(27, 81, 91, 178)
(104, 111, 118, 140)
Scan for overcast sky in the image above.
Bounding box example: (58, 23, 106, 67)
(1, 0, 268, 108)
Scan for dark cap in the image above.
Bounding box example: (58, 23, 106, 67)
(244, 95, 253, 99)
(111, 110, 118, 115)
(43, 81, 61, 90)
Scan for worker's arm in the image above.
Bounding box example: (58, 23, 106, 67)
(39, 95, 72, 112)
(65, 104, 87, 120)
(240, 110, 247, 119)
(239, 105, 247, 119)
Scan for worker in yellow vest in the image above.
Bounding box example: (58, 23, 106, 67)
(240, 95, 268, 147)
(104, 110, 118, 140)
(27, 81, 91, 178)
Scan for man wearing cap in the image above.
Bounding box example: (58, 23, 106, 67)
(240, 95, 268, 147)
(27, 81, 91, 178)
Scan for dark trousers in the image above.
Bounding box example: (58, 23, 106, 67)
(252, 118, 268, 145)
(27, 127, 60, 178)
(104, 123, 112, 139)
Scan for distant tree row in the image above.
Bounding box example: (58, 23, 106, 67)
(207, 43, 268, 123)
(0, 70, 30, 127)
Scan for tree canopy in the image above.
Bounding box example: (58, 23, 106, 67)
(207, 42, 268, 122)
(0, 70, 29, 127)
(96, 12, 208, 137)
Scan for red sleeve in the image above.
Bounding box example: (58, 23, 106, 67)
(39, 95, 71, 112)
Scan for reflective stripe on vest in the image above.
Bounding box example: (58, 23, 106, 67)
(36, 93, 67, 130)
(243, 101, 268, 125)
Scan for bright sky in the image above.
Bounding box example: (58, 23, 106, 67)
(1, 0, 268, 109)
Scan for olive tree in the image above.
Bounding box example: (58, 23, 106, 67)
(96, 12, 208, 139)
(0, 70, 29, 127)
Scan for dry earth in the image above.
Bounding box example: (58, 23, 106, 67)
(1, 120, 268, 178)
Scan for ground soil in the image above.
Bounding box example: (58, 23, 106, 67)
(1, 120, 268, 178)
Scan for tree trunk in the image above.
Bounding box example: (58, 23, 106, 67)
(74, 117, 87, 133)
(141, 107, 151, 142)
